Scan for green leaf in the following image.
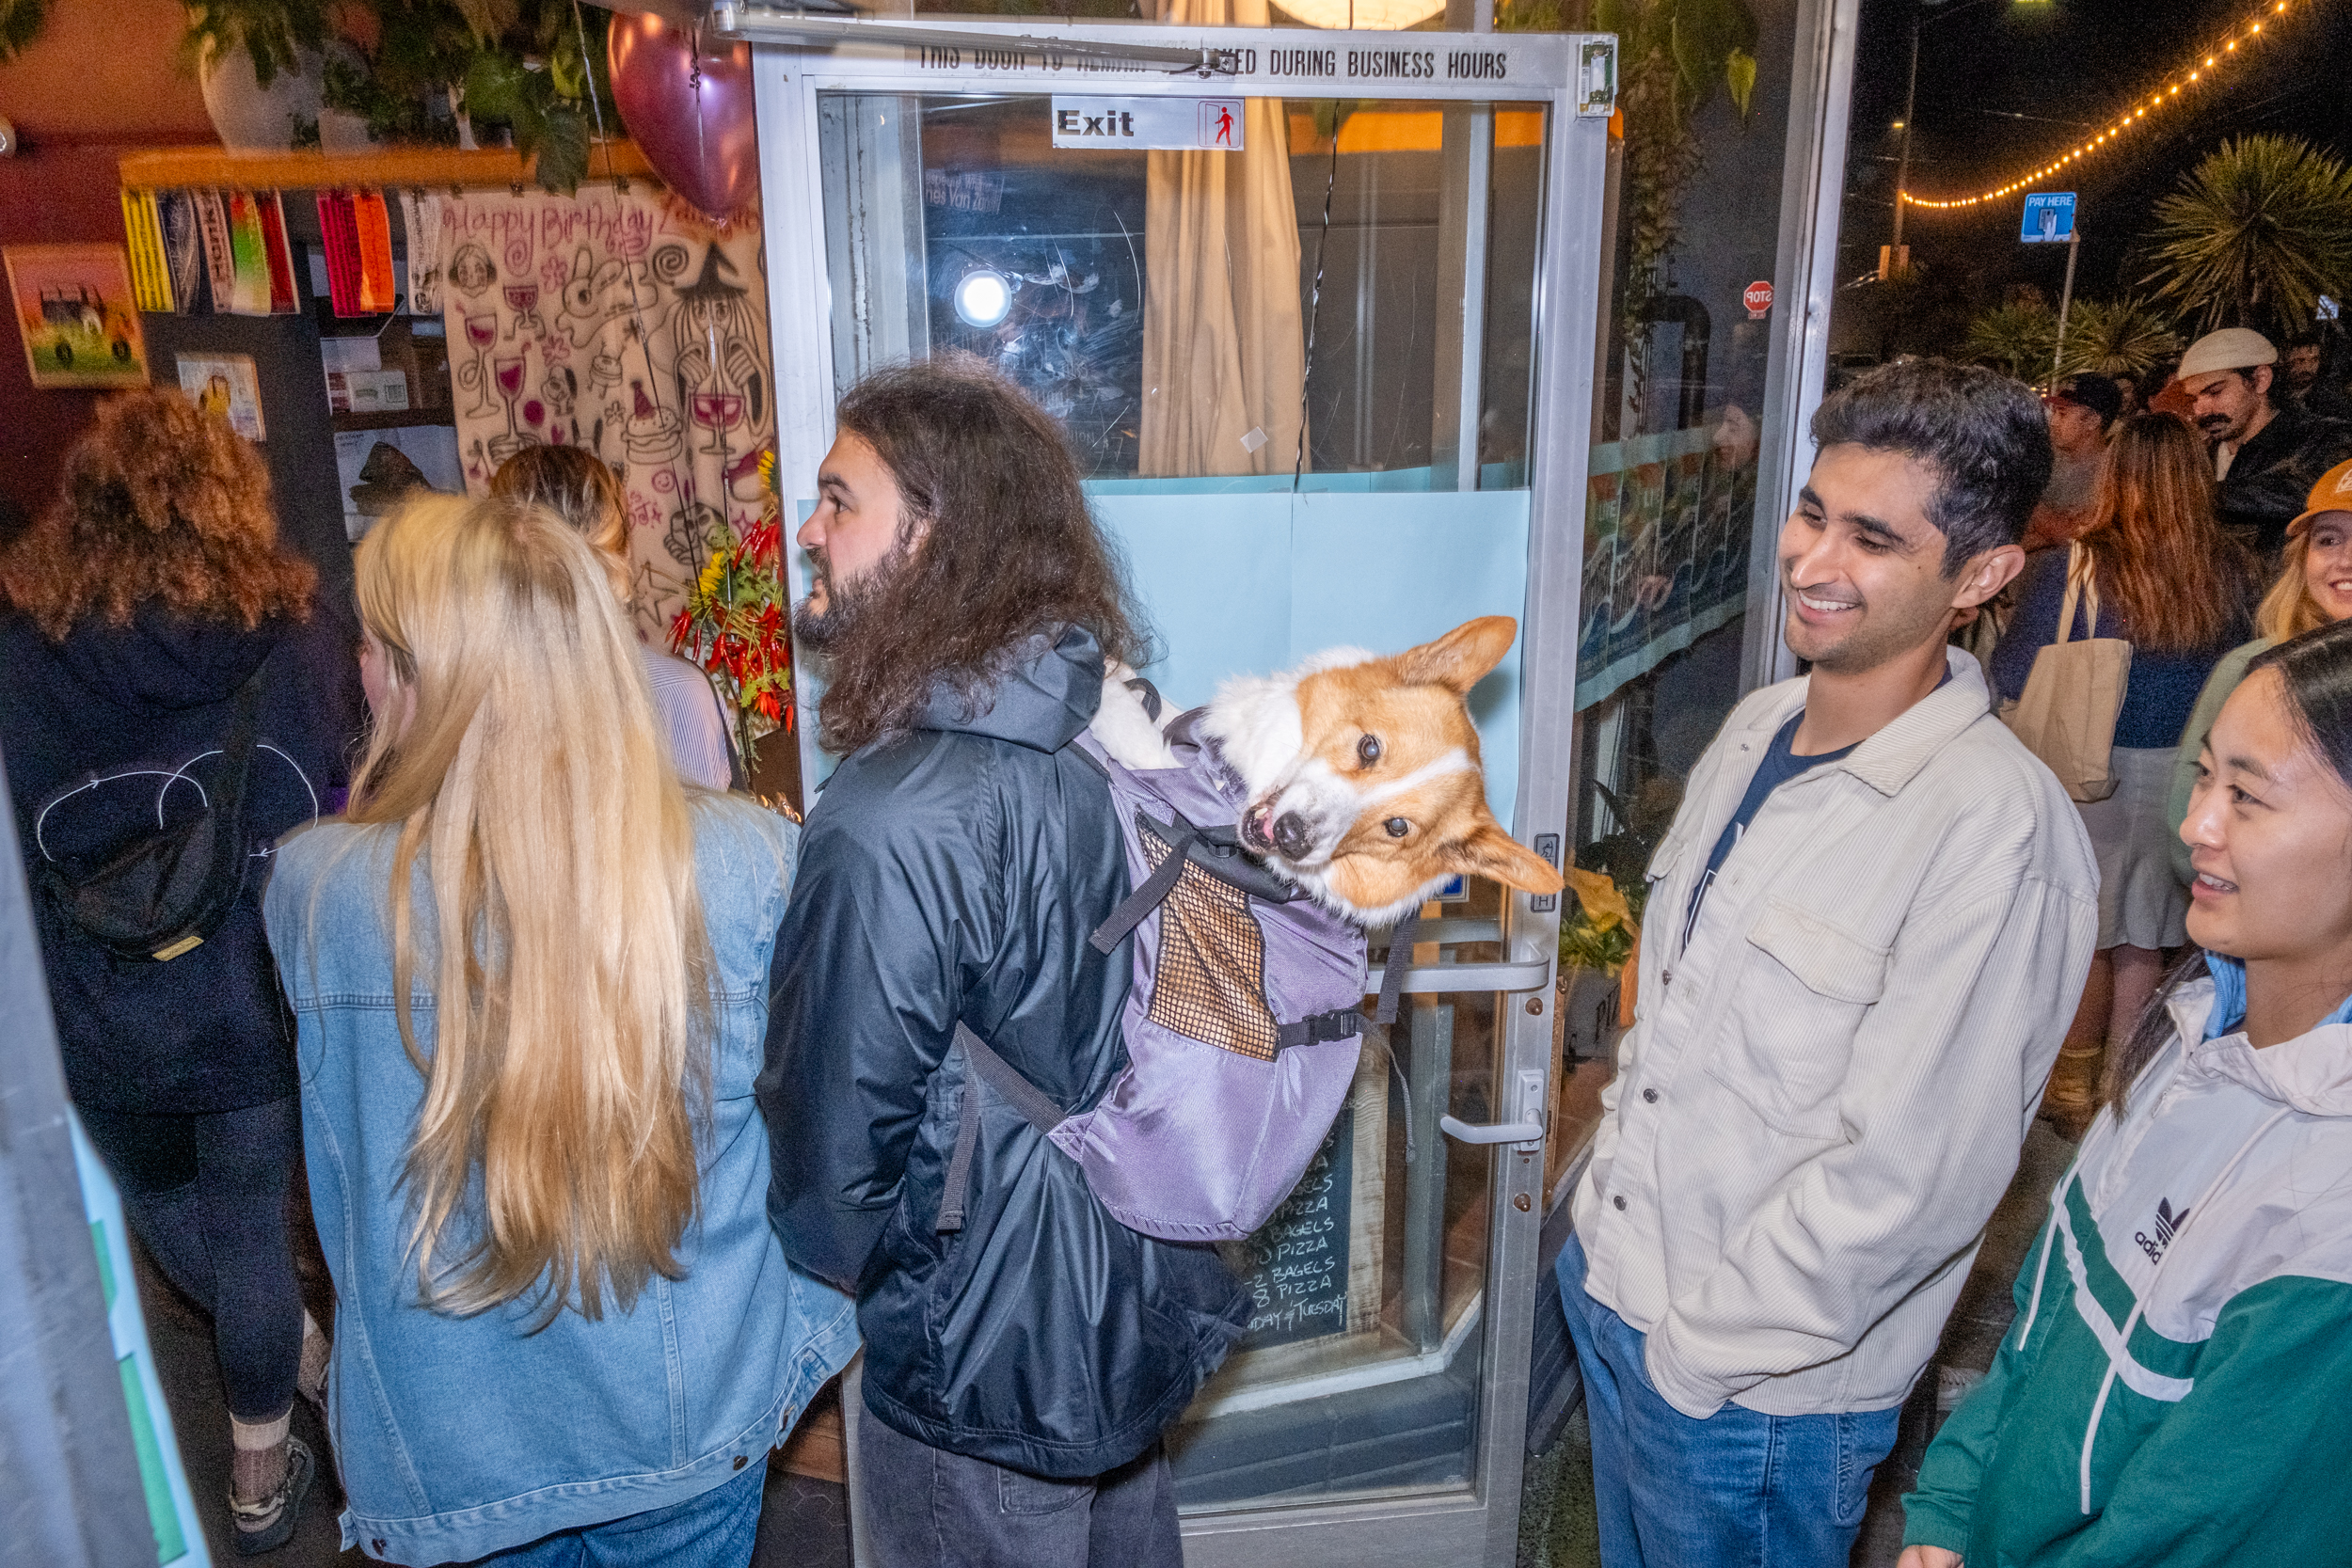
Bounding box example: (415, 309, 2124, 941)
(532, 106, 589, 195)
(462, 47, 529, 122)
(1668, 0, 1740, 103)
(0, 0, 50, 64)
(1724, 45, 1756, 120)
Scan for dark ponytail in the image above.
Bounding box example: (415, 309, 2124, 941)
(2098, 620, 2352, 1117)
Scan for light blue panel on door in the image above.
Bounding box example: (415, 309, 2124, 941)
(1091, 488, 1532, 830)
(1291, 491, 1531, 831)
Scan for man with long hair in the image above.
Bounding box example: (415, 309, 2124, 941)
(757, 359, 1246, 1566)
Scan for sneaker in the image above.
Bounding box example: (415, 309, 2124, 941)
(230, 1435, 315, 1556)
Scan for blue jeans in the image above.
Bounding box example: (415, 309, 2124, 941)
(1558, 1234, 1899, 1568)
(469, 1461, 766, 1568)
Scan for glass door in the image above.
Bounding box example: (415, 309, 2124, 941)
(742, 23, 1611, 1564)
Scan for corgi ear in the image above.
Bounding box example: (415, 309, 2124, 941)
(1440, 819, 1565, 896)
(1392, 616, 1518, 695)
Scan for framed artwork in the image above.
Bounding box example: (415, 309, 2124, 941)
(5, 244, 150, 388)
(176, 353, 265, 441)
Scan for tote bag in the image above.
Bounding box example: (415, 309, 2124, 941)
(2002, 542, 2130, 802)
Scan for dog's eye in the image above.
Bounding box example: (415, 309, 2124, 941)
(1385, 816, 1410, 838)
(1358, 734, 1382, 767)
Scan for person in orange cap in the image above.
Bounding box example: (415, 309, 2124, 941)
(2167, 455, 2352, 879)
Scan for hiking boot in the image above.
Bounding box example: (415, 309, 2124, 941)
(230, 1435, 315, 1556)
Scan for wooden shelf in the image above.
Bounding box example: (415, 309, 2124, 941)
(119, 141, 655, 193)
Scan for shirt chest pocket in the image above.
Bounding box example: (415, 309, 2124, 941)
(1703, 900, 1889, 1140)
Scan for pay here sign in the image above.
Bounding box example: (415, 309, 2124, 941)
(1051, 97, 1246, 150)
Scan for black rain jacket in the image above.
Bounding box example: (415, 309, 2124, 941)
(757, 626, 1247, 1479)
(2217, 404, 2352, 558)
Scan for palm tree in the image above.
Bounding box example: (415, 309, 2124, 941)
(2058, 297, 2183, 379)
(1966, 302, 2058, 382)
(2145, 135, 2352, 337)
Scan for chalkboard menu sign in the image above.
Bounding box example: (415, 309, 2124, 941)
(1225, 1107, 1353, 1348)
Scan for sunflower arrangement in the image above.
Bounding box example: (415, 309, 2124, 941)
(668, 454, 792, 772)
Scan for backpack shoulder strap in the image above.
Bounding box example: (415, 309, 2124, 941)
(936, 1022, 1067, 1233)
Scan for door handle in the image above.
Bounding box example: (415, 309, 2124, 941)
(1438, 1069, 1547, 1151)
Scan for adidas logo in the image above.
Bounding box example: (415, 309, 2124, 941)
(2134, 1197, 2190, 1264)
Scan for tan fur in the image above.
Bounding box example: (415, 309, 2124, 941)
(1219, 616, 1565, 923)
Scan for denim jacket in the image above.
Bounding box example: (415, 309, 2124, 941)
(264, 799, 857, 1565)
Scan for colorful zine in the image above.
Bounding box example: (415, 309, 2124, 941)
(193, 191, 236, 315)
(315, 192, 363, 316)
(352, 192, 397, 314)
(224, 191, 273, 316)
(6, 244, 151, 388)
(118, 191, 174, 314)
(257, 193, 298, 314)
(155, 191, 207, 313)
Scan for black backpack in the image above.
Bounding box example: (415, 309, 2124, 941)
(38, 670, 265, 962)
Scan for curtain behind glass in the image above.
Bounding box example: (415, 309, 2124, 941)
(1139, 0, 1306, 477)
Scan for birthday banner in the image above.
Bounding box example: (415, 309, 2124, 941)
(434, 186, 772, 638)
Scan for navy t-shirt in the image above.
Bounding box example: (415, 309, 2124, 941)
(1683, 711, 1857, 944)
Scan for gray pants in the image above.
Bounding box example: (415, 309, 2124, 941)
(855, 1402, 1182, 1568)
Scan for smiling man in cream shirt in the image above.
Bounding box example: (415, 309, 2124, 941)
(1560, 361, 2099, 1568)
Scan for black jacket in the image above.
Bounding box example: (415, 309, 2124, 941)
(2, 602, 362, 1115)
(757, 626, 1246, 1478)
(2217, 404, 2352, 558)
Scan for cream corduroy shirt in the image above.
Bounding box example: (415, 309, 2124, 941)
(1572, 647, 2099, 1419)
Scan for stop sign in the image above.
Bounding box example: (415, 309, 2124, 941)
(1742, 280, 1774, 319)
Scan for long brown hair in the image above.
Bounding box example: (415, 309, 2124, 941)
(344, 493, 713, 1324)
(0, 388, 314, 639)
(808, 357, 1142, 753)
(2075, 412, 2248, 654)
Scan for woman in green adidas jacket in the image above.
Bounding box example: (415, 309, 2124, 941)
(1901, 620, 2352, 1568)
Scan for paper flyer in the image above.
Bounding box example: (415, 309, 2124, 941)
(224, 192, 273, 316)
(353, 192, 396, 314)
(398, 191, 446, 315)
(119, 191, 174, 314)
(258, 193, 298, 313)
(192, 191, 235, 314)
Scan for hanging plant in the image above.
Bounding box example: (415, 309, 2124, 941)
(182, 0, 329, 86)
(1, 0, 50, 63)
(315, 0, 611, 191)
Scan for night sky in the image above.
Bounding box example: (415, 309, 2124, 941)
(1836, 0, 2352, 314)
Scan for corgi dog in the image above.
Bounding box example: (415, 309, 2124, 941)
(1092, 616, 1565, 927)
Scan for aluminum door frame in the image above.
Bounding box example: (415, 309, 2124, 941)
(738, 24, 1609, 1564)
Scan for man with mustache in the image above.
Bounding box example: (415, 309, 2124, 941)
(1560, 360, 2100, 1568)
(2179, 327, 2352, 562)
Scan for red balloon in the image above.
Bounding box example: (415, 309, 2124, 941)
(607, 15, 760, 222)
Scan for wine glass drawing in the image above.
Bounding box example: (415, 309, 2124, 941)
(489, 353, 532, 464)
(458, 312, 500, 420)
(691, 389, 746, 457)
(502, 283, 543, 339)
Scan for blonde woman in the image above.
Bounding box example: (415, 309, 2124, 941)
(489, 445, 734, 789)
(2166, 457, 2352, 884)
(262, 495, 853, 1565)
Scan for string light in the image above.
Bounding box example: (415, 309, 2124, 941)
(1901, 0, 2305, 211)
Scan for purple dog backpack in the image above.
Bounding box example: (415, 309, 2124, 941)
(938, 707, 1417, 1243)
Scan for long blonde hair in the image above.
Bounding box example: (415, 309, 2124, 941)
(347, 493, 709, 1323)
(2256, 523, 2342, 641)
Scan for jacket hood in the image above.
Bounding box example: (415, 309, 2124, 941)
(2168, 967, 2352, 1117)
(912, 625, 1103, 752)
(50, 606, 286, 715)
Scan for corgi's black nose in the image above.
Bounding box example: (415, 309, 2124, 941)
(1273, 812, 1311, 859)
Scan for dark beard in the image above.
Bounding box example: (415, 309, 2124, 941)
(791, 547, 901, 653)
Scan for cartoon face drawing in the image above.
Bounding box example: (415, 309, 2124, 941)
(448, 243, 496, 297)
